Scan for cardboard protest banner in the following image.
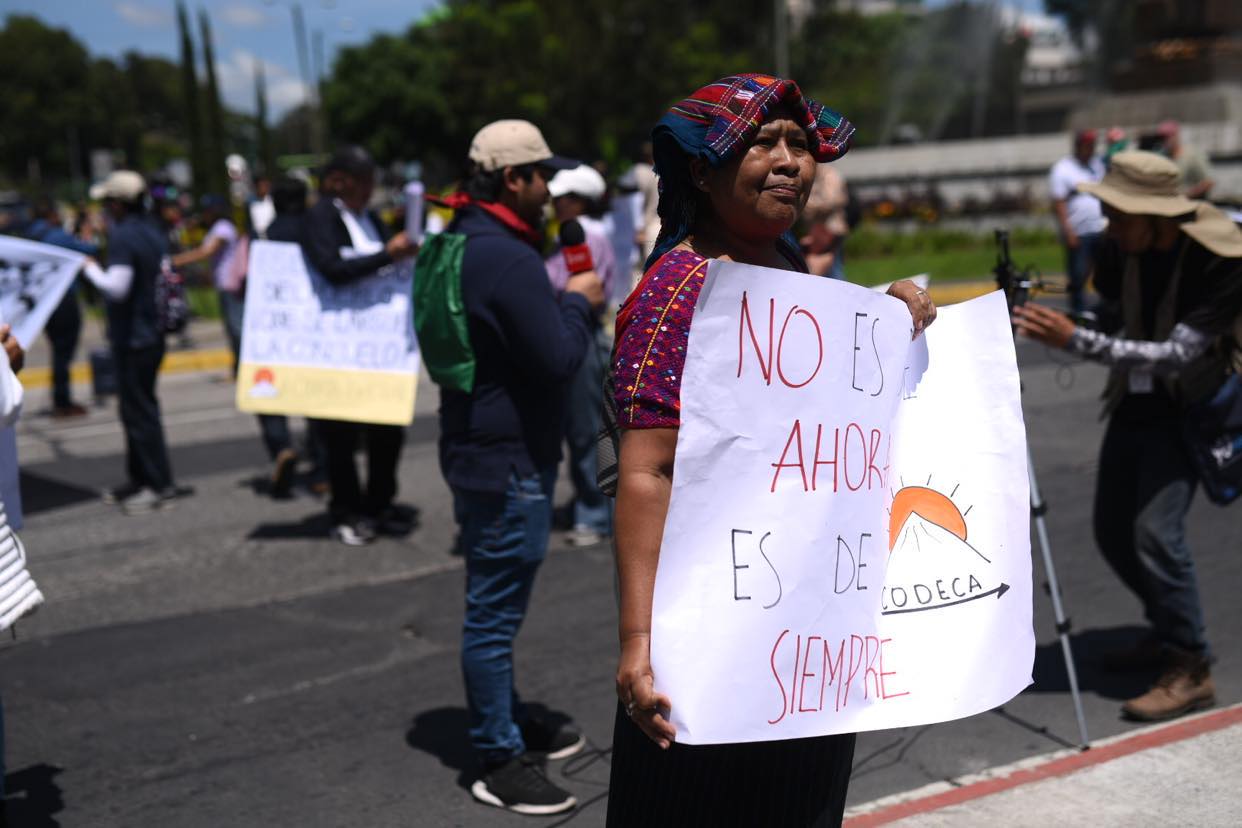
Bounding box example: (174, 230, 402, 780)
(652, 261, 1032, 744)
(236, 241, 420, 425)
(0, 236, 86, 347)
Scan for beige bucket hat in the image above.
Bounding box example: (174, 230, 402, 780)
(1077, 150, 1197, 217)
(1182, 202, 1242, 258)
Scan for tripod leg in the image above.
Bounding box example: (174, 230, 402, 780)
(1028, 449, 1091, 749)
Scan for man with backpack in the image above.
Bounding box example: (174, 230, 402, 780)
(415, 120, 603, 815)
(1014, 151, 1242, 722)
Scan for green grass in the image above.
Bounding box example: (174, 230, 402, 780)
(180, 231, 1063, 317)
(846, 239, 1064, 287)
(188, 286, 221, 320)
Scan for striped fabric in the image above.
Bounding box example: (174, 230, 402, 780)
(0, 501, 43, 632)
(663, 74, 855, 167)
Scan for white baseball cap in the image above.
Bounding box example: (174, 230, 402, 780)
(468, 119, 578, 173)
(89, 170, 147, 201)
(548, 165, 607, 200)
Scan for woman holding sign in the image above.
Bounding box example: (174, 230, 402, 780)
(606, 75, 935, 826)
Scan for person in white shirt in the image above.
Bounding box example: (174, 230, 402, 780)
(1049, 129, 1107, 315)
(172, 195, 245, 373)
(545, 165, 617, 546)
(0, 322, 47, 815)
(0, 324, 25, 529)
(248, 174, 276, 239)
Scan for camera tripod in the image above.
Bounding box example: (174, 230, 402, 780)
(995, 230, 1091, 750)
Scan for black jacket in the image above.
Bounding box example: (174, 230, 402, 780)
(301, 197, 393, 284)
(438, 205, 594, 492)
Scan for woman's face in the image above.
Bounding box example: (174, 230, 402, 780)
(700, 111, 817, 243)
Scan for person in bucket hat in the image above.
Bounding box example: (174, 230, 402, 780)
(1015, 150, 1242, 723)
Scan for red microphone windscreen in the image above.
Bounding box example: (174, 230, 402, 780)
(559, 219, 594, 275)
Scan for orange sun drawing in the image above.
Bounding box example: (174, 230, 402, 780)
(888, 485, 967, 550)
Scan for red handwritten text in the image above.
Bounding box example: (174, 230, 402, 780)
(770, 420, 887, 493)
(768, 629, 909, 725)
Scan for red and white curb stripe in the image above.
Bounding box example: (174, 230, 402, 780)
(845, 703, 1242, 826)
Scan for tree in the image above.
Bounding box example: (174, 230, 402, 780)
(255, 61, 275, 176)
(321, 0, 776, 180)
(198, 8, 228, 195)
(1044, 0, 1135, 90)
(177, 2, 207, 193)
(0, 15, 93, 184)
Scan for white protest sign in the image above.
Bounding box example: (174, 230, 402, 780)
(652, 261, 1032, 744)
(0, 235, 86, 347)
(236, 241, 420, 425)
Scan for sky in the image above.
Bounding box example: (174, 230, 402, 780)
(4, 0, 1050, 119)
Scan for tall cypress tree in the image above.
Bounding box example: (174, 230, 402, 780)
(254, 61, 275, 176)
(198, 7, 227, 195)
(176, 2, 206, 193)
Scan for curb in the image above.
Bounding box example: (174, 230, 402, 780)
(844, 703, 1242, 826)
(925, 280, 995, 306)
(20, 348, 235, 391)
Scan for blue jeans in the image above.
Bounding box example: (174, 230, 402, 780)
(565, 331, 612, 534)
(456, 468, 556, 765)
(1094, 414, 1210, 658)
(217, 289, 245, 376)
(1065, 232, 1100, 316)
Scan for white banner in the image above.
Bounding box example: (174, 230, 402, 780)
(652, 261, 1032, 744)
(0, 235, 86, 347)
(236, 241, 420, 425)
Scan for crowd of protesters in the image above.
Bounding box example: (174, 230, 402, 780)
(1, 83, 1240, 823)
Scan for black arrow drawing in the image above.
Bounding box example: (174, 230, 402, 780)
(881, 582, 1010, 616)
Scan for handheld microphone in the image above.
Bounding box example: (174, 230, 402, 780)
(559, 219, 594, 275)
(403, 180, 425, 244)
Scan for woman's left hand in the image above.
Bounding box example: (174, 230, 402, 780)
(0, 325, 23, 374)
(1012, 303, 1075, 349)
(887, 280, 937, 339)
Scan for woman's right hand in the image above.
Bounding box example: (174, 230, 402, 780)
(616, 633, 676, 749)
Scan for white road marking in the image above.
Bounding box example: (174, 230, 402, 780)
(17, 405, 245, 448)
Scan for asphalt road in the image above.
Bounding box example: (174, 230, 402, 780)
(3, 328, 1240, 827)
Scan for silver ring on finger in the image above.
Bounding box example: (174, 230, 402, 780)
(625, 701, 636, 717)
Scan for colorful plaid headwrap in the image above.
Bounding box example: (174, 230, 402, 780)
(655, 74, 855, 171)
(642, 74, 854, 272)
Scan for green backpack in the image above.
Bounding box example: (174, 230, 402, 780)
(413, 232, 475, 393)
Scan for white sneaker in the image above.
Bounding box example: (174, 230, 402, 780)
(120, 487, 173, 515)
(332, 520, 376, 546)
(566, 524, 603, 547)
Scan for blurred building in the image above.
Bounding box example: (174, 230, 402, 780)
(840, 0, 1242, 224)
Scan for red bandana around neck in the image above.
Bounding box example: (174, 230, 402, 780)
(430, 192, 543, 247)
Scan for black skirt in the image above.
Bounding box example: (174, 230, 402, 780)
(606, 702, 856, 827)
